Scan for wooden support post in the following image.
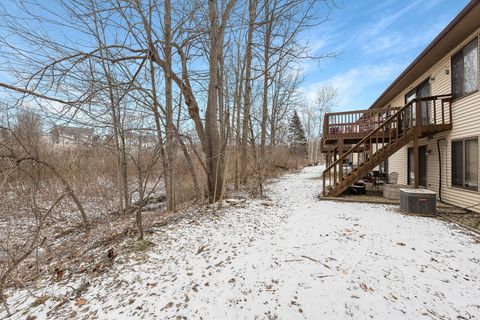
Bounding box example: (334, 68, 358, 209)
(333, 148, 337, 185)
(414, 137, 420, 188)
(323, 114, 329, 137)
(416, 99, 422, 136)
(338, 139, 344, 181)
(441, 100, 445, 124)
(322, 172, 326, 195)
(448, 99, 452, 124)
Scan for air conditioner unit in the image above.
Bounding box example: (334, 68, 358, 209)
(400, 188, 436, 215)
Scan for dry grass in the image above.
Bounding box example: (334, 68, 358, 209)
(0, 140, 310, 300)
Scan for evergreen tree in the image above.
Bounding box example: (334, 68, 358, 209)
(289, 110, 307, 144)
(289, 110, 307, 156)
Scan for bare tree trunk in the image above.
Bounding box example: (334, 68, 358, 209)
(219, 62, 232, 203)
(259, 0, 275, 196)
(136, 170, 145, 240)
(205, 0, 224, 203)
(164, 0, 176, 211)
(233, 49, 245, 191)
(241, 0, 256, 184)
(148, 58, 170, 207)
(173, 124, 203, 202)
(119, 133, 130, 212)
(269, 79, 280, 146)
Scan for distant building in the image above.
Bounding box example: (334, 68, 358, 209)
(124, 131, 158, 150)
(102, 131, 158, 151)
(50, 126, 94, 148)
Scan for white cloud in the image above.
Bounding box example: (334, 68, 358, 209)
(302, 63, 404, 110)
(362, 16, 447, 56)
(354, 0, 447, 55)
(362, 34, 403, 54)
(365, 0, 423, 38)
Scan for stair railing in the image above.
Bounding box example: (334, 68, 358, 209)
(322, 95, 452, 195)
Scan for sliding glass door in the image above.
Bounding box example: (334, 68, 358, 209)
(408, 146, 427, 187)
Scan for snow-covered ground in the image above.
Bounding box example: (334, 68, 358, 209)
(4, 166, 480, 319)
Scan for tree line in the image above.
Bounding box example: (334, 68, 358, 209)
(0, 0, 335, 209)
(0, 1, 339, 306)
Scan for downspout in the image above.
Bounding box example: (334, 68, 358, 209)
(437, 138, 446, 203)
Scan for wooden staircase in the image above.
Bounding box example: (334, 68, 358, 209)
(322, 95, 452, 197)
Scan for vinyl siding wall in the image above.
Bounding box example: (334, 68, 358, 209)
(386, 27, 480, 212)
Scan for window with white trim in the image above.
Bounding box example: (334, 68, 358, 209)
(452, 138, 478, 190)
(451, 38, 478, 99)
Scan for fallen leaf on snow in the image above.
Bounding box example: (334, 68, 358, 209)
(197, 245, 208, 254)
(359, 282, 374, 293)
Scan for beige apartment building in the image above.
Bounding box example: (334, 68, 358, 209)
(321, 0, 480, 213)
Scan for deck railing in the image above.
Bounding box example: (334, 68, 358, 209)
(323, 107, 400, 139)
(322, 95, 452, 196)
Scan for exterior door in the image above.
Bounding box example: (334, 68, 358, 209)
(408, 146, 427, 187)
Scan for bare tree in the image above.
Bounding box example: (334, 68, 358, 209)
(315, 82, 338, 136)
(301, 83, 338, 163)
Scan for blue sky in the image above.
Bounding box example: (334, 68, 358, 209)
(301, 0, 470, 111)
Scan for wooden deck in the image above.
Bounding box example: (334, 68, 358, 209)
(321, 95, 453, 197)
(321, 95, 453, 149)
(322, 107, 399, 145)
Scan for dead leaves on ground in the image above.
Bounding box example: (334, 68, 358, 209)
(196, 245, 208, 255)
(359, 282, 374, 293)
